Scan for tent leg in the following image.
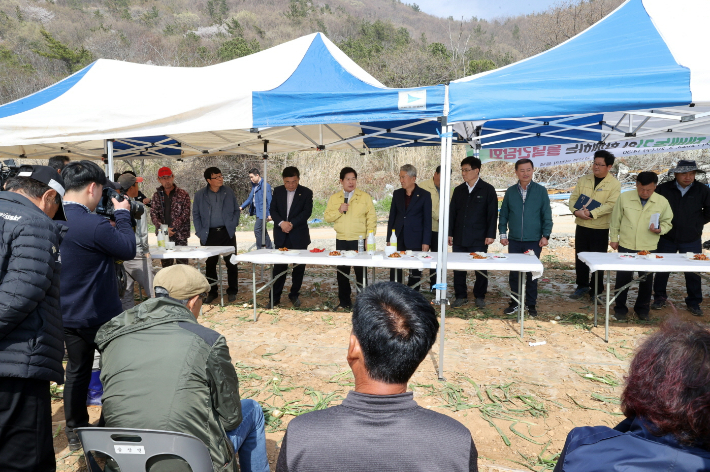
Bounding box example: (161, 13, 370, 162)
(262, 150, 268, 249)
(105, 139, 114, 179)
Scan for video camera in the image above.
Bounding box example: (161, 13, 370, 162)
(0, 159, 22, 189)
(95, 186, 145, 221)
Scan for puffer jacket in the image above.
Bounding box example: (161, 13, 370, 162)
(96, 297, 242, 472)
(0, 192, 66, 383)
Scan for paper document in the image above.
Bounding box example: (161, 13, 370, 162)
(650, 213, 660, 229)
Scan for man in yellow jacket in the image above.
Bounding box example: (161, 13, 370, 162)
(568, 151, 621, 300)
(324, 167, 377, 310)
(418, 166, 452, 291)
(608, 171, 673, 321)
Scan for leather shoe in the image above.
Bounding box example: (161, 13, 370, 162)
(687, 305, 703, 316)
(227, 293, 237, 302)
(66, 429, 82, 452)
(451, 298, 467, 308)
(204, 293, 219, 304)
(290, 296, 301, 308)
(475, 298, 486, 309)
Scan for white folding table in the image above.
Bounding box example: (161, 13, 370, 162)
(578, 252, 710, 341)
(234, 249, 544, 337)
(150, 245, 236, 306)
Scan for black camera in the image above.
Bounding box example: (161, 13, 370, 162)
(0, 159, 23, 189)
(95, 186, 144, 220)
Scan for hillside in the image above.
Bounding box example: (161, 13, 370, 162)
(0, 0, 623, 104)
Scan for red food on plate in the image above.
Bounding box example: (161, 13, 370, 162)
(310, 248, 325, 253)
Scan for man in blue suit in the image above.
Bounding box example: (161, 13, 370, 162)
(387, 164, 432, 290)
(240, 168, 272, 249)
(269, 167, 313, 308)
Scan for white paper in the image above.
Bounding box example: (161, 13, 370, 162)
(650, 213, 660, 229)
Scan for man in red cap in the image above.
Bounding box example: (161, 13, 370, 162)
(150, 167, 191, 267)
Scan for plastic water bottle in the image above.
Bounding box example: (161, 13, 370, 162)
(390, 229, 397, 248)
(157, 230, 165, 248)
(358, 235, 365, 253)
(367, 231, 375, 255)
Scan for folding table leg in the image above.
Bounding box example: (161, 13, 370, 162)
(438, 303, 447, 381)
(605, 270, 610, 343)
(520, 271, 526, 339)
(218, 256, 224, 307)
(253, 264, 257, 321)
(594, 271, 598, 327)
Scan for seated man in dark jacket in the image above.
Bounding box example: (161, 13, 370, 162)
(97, 265, 269, 472)
(554, 319, 710, 472)
(276, 282, 478, 472)
(652, 160, 710, 316)
(0, 166, 66, 472)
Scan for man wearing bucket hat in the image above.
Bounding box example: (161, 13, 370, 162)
(150, 166, 191, 267)
(652, 160, 710, 316)
(0, 166, 66, 471)
(97, 265, 269, 472)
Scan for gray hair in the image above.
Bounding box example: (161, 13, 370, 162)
(155, 286, 190, 306)
(400, 164, 417, 178)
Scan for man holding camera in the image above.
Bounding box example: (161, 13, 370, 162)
(60, 161, 136, 450)
(117, 172, 153, 309)
(0, 166, 66, 472)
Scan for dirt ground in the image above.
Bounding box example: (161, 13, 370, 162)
(52, 246, 710, 472)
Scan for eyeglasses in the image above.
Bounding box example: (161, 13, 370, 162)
(461, 168, 476, 173)
(208, 175, 224, 180)
(158, 175, 172, 180)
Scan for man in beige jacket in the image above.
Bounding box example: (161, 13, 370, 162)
(568, 150, 621, 300)
(324, 167, 377, 310)
(419, 166, 451, 291)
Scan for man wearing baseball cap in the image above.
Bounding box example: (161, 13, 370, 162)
(0, 166, 67, 471)
(653, 160, 710, 316)
(117, 172, 153, 310)
(150, 166, 191, 267)
(96, 265, 269, 472)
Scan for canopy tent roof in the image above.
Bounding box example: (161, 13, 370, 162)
(0, 33, 450, 160)
(450, 0, 710, 167)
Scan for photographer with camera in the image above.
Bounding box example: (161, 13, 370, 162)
(59, 161, 136, 451)
(117, 172, 153, 309)
(0, 166, 66, 472)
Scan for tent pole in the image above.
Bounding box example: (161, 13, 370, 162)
(106, 139, 114, 180)
(262, 141, 268, 249)
(437, 85, 452, 381)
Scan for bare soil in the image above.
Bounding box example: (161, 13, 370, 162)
(52, 248, 710, 472)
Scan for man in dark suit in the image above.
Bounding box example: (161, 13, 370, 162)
(387, 164, 432, 290)
(448, 156, 498, 309)
(270, 166, 313, 308)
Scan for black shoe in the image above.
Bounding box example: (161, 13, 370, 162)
(66, 429, 82, 452)
(527, 305, 538, 317)
(475, 298, 486, 309)
(451, 298, 467, 308)
(569, 287, 590, 300)
(264, 300, 280, 309)
(636, 312, 650, 321)
(687, 305, 703, 316)
(290, 296, 301, 308)
(333, 304, 352, 312)
(614, 311, 628, 321)
(228, 293, 237, 302)
(651, 300, 665, 310)
(205, 293, 219, 304)
(503, 304, 519, 315)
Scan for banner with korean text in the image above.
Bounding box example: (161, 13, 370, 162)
(476, 136, 710, 168)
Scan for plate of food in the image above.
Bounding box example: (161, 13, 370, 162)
(328, 251, 342, 257)
(310, 248, 325, 253)
(470, 252, 487, 260)
(417, 253, 433, 260)
(284, 250, 301, 256)
(523, 250, 536, 256)
(343, 250, 358, 258)
(490, 254, 508, 260)
(619, 254, 636, 259)
(690, 253, 710, 261)
(388, 252, 402, 258)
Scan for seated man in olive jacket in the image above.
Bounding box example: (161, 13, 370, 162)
(96, 265, 269, 472)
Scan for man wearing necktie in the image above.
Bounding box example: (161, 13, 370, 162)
(269, 167, 313, 308)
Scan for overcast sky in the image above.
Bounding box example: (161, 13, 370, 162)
(412, 0, 566, 20)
